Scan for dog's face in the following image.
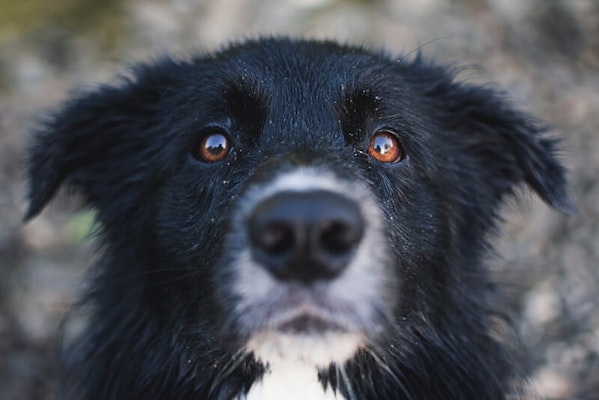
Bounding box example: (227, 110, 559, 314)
(26, 39, 569, 396)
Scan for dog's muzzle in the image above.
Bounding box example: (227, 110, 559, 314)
(224, 168, 390, 366)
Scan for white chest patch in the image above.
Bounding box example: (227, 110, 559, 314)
(241, 363, 345, 400)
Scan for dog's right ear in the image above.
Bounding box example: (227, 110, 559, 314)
(24, 120, 69, 221)
(24, 65, 176, 222)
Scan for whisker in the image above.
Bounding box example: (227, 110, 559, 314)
(208, 350, 249, 396)
(102, 268, 202, 288)
(338, 364, 356, 400)
(397, 37, 449, 62)
(364, 345, 413, 400)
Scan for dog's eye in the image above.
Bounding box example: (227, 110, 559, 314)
(193, 130, 232, 162)
(368, 130, 403, 163)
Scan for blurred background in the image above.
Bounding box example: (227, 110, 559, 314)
(0, 0, 597, 399)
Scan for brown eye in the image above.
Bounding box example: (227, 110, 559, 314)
(193, 130, 231, 162)
(368, 130, 403, 163)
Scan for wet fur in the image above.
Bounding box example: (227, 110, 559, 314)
(26, 38, 569, 399)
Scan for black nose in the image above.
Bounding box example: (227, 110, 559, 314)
(247, 190, 364, 283)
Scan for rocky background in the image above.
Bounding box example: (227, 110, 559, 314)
(0, 0, 598, 399)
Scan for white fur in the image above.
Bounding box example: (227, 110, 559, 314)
(241, 362, 345, 400)
(246, 331, 363, 367)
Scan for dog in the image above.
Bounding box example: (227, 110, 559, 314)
(25, 38, 570, 399)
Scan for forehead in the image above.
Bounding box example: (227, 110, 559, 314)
(186, 42, 413, 137)
(206, 40, 399, 100)
(167, 40, 421, 152)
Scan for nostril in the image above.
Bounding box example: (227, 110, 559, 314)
(257, 222, 295, 255)
(319, 220, 362, 255)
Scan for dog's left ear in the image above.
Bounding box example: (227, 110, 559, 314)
(434, 79, 573, 213)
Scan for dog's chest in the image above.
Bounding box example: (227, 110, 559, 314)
(241, 363, 345, 400)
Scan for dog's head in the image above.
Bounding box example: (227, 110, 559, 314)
(26, 39, 569, 376)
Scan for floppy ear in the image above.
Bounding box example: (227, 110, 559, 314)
(24, 67, 174, 222)
(430, 76, 572, 213)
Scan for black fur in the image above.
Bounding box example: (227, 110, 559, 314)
(26, 38, 569, 399)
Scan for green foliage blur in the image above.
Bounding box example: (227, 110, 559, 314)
(0, 0, 125, 48)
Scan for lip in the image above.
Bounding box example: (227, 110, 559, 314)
(276, 313, 347, 334)
(262, 296, 355, 334)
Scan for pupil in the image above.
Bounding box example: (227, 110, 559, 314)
(374, 136, 392, 154)
(205, 134, 227, 154)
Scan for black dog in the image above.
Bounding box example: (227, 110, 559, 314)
(26, 38, 569, 399)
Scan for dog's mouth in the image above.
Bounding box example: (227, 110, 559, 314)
(277, 313, 345, 334)
(245, 304, 365, 367)
(269, 303, 350, 333)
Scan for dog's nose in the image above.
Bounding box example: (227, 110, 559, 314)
(248, 190, 364, 283)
